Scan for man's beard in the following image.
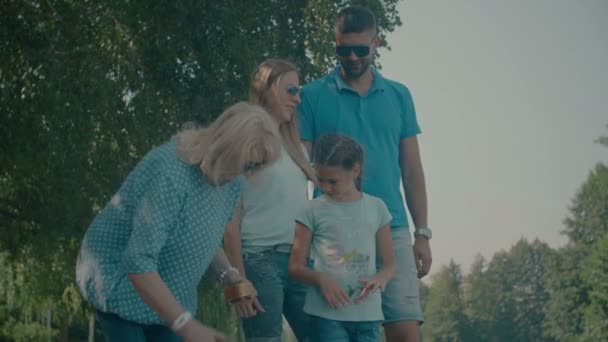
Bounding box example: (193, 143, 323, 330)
(341, 59, 371, 79)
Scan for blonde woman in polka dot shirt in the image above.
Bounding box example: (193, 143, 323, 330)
(76, 102, 281, 341)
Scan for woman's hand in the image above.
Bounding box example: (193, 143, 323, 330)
(178, 320, 226, 342)
(318, 273, 351, 309)
(232, 294, 265, 318)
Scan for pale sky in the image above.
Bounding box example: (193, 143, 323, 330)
(380, 0, 608, 276)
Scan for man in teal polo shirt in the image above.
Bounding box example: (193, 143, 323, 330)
(298, 6, 432, 341)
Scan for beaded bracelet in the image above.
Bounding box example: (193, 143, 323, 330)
(219, 266, 239, 284)
(171, 311, 192, 332)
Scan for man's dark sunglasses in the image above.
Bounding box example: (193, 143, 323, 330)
(336, 45, 371, 58)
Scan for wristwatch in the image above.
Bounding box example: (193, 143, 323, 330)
(414, 227, 432, 240)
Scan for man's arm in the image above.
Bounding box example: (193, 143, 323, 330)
(399, 136, 432, 278)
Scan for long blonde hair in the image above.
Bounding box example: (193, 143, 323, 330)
(249, 58, 317, 183)
(176, 102, 281, 185)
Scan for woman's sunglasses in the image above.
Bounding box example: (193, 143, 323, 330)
(286, 84, 301, 96)
(243, 160, 264, 173)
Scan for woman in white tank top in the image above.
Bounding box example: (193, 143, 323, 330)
(224, 59, 317, 342)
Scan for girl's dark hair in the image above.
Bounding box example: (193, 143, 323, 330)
(313, 134, 364, 190)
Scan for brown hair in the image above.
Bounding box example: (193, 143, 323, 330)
(313, 134, 364, 190)
(249, 58, 317, 183)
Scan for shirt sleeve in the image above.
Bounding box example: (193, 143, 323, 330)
(295, 201, 315, 232)
(400, 85, 422, 139)
(297, 87, 315, 141)
(121, 172, 182, 274)
(376, 198, 393, 231)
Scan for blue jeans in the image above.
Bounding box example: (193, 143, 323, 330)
(241, 245, 310, 342)
(96, 310, 182, 342)
(310, 316, 381, 342)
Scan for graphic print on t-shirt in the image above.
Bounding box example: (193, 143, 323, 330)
(319, 224, 372, 301)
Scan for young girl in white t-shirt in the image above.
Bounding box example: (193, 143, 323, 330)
(289, 133, 396, 342)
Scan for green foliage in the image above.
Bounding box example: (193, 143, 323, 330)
(462, 255, 493, 341)
(543, 245, 586, 341)
(579, 233, 608, 340)
(562, 164, 608, 245)
(504, 240, 553, 342)
(0, 253, 55, 341)
(544, 162, 608, 341)
(1, 320, 55, 342)
(422, 260, 469, 342)
(450, 240, 552, 342)
(423, 238, 569, 341)
(196, 273, 242, 338)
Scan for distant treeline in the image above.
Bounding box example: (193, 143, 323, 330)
(420, 152, 608, 341)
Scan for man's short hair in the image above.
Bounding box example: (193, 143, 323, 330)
(335, 5, 378, 35)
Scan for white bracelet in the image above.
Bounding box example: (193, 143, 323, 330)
(219, 266, 239, 283)
(171, 311, 192, 332)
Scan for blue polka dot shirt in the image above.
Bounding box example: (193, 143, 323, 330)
(76, 140, 241, 325)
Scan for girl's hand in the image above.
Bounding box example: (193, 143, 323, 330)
(232, 295, 265, 318)
(355, 274, 390, 304)
(179, 320, 226, 341)
(318, 273, 351, 309)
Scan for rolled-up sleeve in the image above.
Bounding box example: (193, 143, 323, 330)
(400, 86, 422, 139)
(376, 199, 392, 231)
(121, 173, 181, 274)
(295, 203, 315, 232)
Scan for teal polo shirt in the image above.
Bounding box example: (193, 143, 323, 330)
(298, 66, 421, 229)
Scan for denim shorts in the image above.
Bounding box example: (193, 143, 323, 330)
(241, 245, 311, 342)
(96, 310, 182, 342)
(310, 316, 380, 342)
(378, 228, 424, 324)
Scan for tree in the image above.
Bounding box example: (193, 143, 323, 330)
(579, 233, 608, 340)
(543, 245, 587, 341)
(561, 164, 608, 246)
(543, 127, 608, 341)
(463, 255, 492, 341)
(461, 240, 552, 342)
(422, 260, 469, 342)
(508, 240, 552, 342)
